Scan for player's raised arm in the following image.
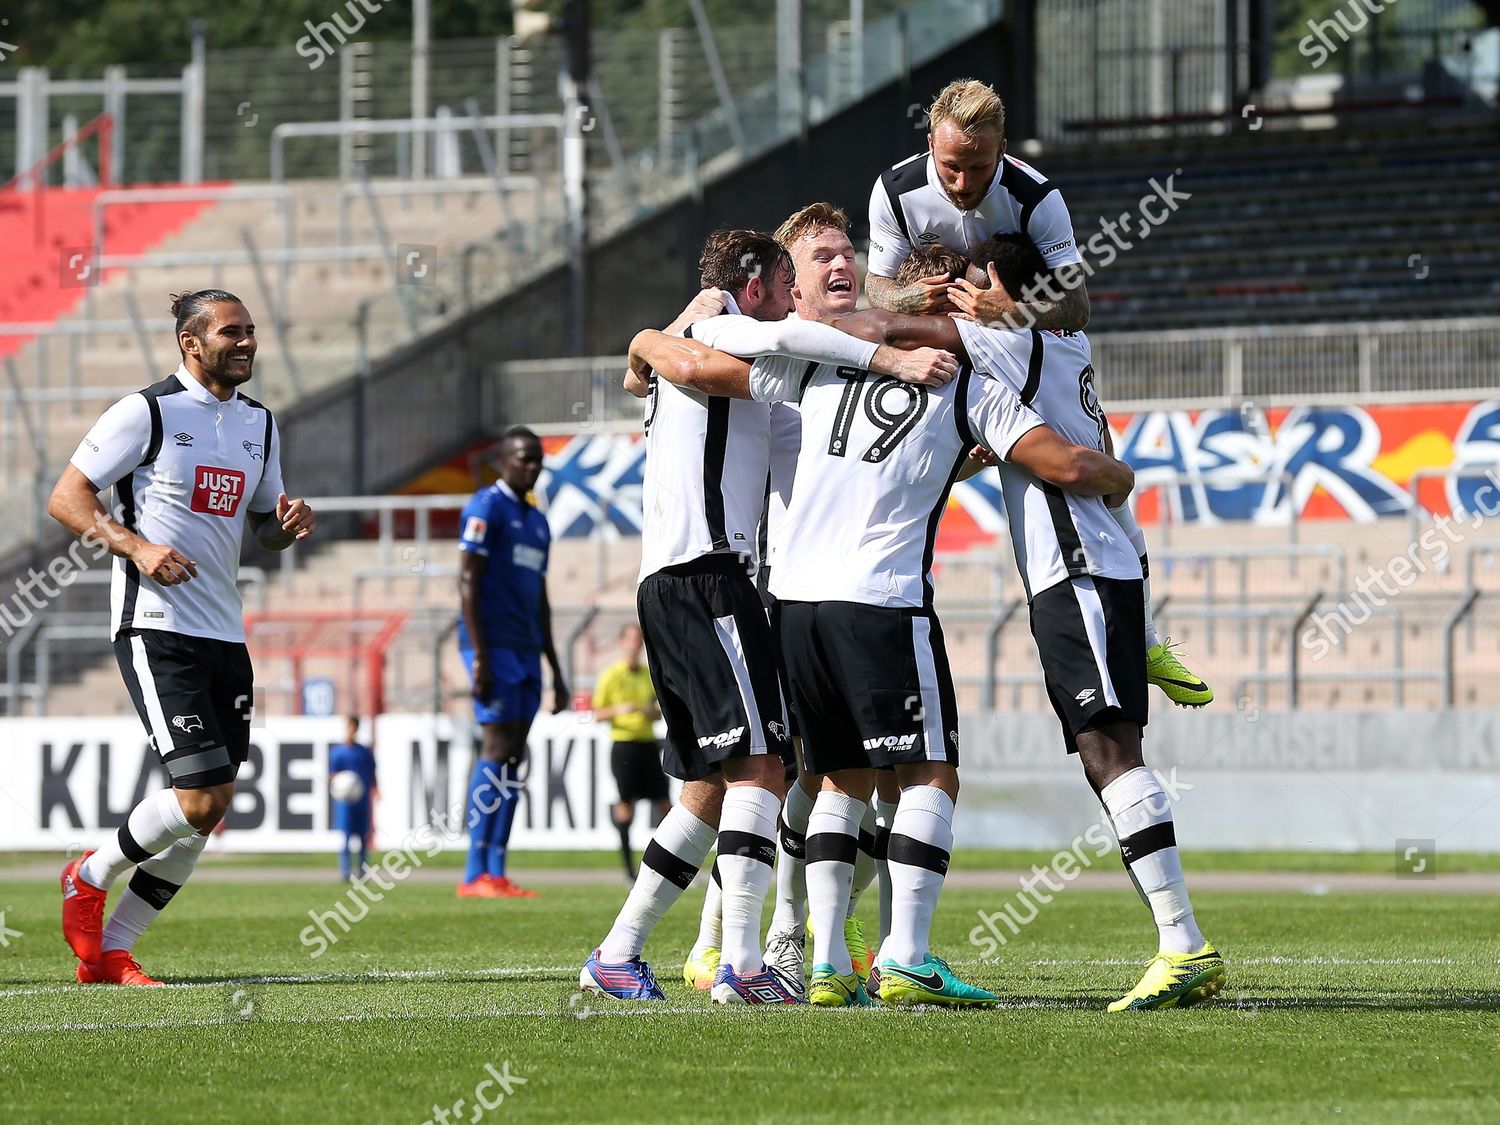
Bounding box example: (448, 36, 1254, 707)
(1008, 427, 1133, 495)
(866, 176, 952, 314)
(968, 377, 1132, 496)
(830, 308, 968, 363)
(950, 261, 1090, 332)
(692, 313, 958, 388)
(627, 329, 755, 399)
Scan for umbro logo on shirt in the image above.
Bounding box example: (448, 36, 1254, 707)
(918, 231, 941, 244)
(174, 432, 193, 446)
(1075, 688, 1097, 705)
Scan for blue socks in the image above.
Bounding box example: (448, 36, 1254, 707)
(464, 759, 506, 883)
(487, 769, 521, 878)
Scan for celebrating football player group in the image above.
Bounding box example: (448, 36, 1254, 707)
(579, 77, 1226, 1012)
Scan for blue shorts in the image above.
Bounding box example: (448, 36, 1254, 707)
(461, 647, 542, 726)
(333, 799, 370, 836)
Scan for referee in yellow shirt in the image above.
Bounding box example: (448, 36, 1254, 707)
(592, 623, 670, 879)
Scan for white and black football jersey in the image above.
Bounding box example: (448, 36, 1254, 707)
(666, 311, 879, 583)
(748, 359, 1045, 608)
(867, 152, 1082, 278)
(637, 342, 771, 582)
(763, 400, 802, 573)
(70, 365, 285, 643)
(956, 320, 1141, 599)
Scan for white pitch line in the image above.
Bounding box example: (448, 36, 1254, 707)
(2, 956, 1492, 1008)
(0, 964, 576, 1001)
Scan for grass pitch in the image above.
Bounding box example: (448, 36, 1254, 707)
(1, 853, 1497, 1123)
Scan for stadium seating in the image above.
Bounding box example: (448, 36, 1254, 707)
(1037, 112, 1500, 329)
(38, 511, 1500, 722)
(0, 185, 219, 357)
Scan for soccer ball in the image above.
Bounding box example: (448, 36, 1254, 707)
(329, 770, 365, 803)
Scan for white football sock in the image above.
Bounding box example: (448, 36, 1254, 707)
(882, 785, 954, 967)
(598, 805, 716, 962)
(81, 789, 198, 890)
(101, 831, 209, 953)
(849, 802, 877, 911)
(874, 797, 898, 945)
(689, 860, 723, 959)
(768, 780, 813, 937)
(805, 791, 863, 976)
(1100, 767, 1206, 954)
(715, 786, 780, 974)
(1109, 502, 1158, 647)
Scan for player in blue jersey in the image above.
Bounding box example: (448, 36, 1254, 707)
(329, 716, 378, 880)
(456, 426, 569, 899)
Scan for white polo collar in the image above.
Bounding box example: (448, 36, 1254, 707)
(173, 363, 237, 406)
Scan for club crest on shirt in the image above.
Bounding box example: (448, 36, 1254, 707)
(463, 516, 488, 543)
(243, 441, 263, 460)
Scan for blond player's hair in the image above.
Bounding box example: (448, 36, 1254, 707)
(927, 78, 1005, 137)
(774, 202, 849, 248)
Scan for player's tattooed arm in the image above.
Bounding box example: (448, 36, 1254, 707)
(249, 493, 316, 550)
(539, 578, 568, 714)
(949, 264, 1090, 332)
(866, 271, 954, 315)
(628, 329, 754, 399)
(1009, 426, 1134, 495)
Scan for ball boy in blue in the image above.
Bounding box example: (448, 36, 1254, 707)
(329, 716, 378, 880)
(456, 427, 569, 899)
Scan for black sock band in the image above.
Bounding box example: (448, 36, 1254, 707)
(643, 840, 699, 890)
(887, 833, 950, 875)
(717, 831, 776, 867)
(1119, 821, 1176, 865)
(116, 824, 151, 865)
(804, 831, 858, 866)
(777, 816, 807, 859)
(857, 827, 877, 857)
(710, 857, 722, 887)
(127, 867, 182, 910)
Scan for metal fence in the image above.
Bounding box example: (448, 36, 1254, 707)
(13, 485, 1500, 717)
(1033, 0, 1489, 140)
(489, 317, 1500, 423)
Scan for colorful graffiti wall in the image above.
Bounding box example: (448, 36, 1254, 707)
(404, 401, 1500, 549)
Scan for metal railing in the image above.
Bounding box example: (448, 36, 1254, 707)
(1089, 317, 1500, 411)
(1406, 462, 1500, 544)
(492, 320, 1500, 428)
